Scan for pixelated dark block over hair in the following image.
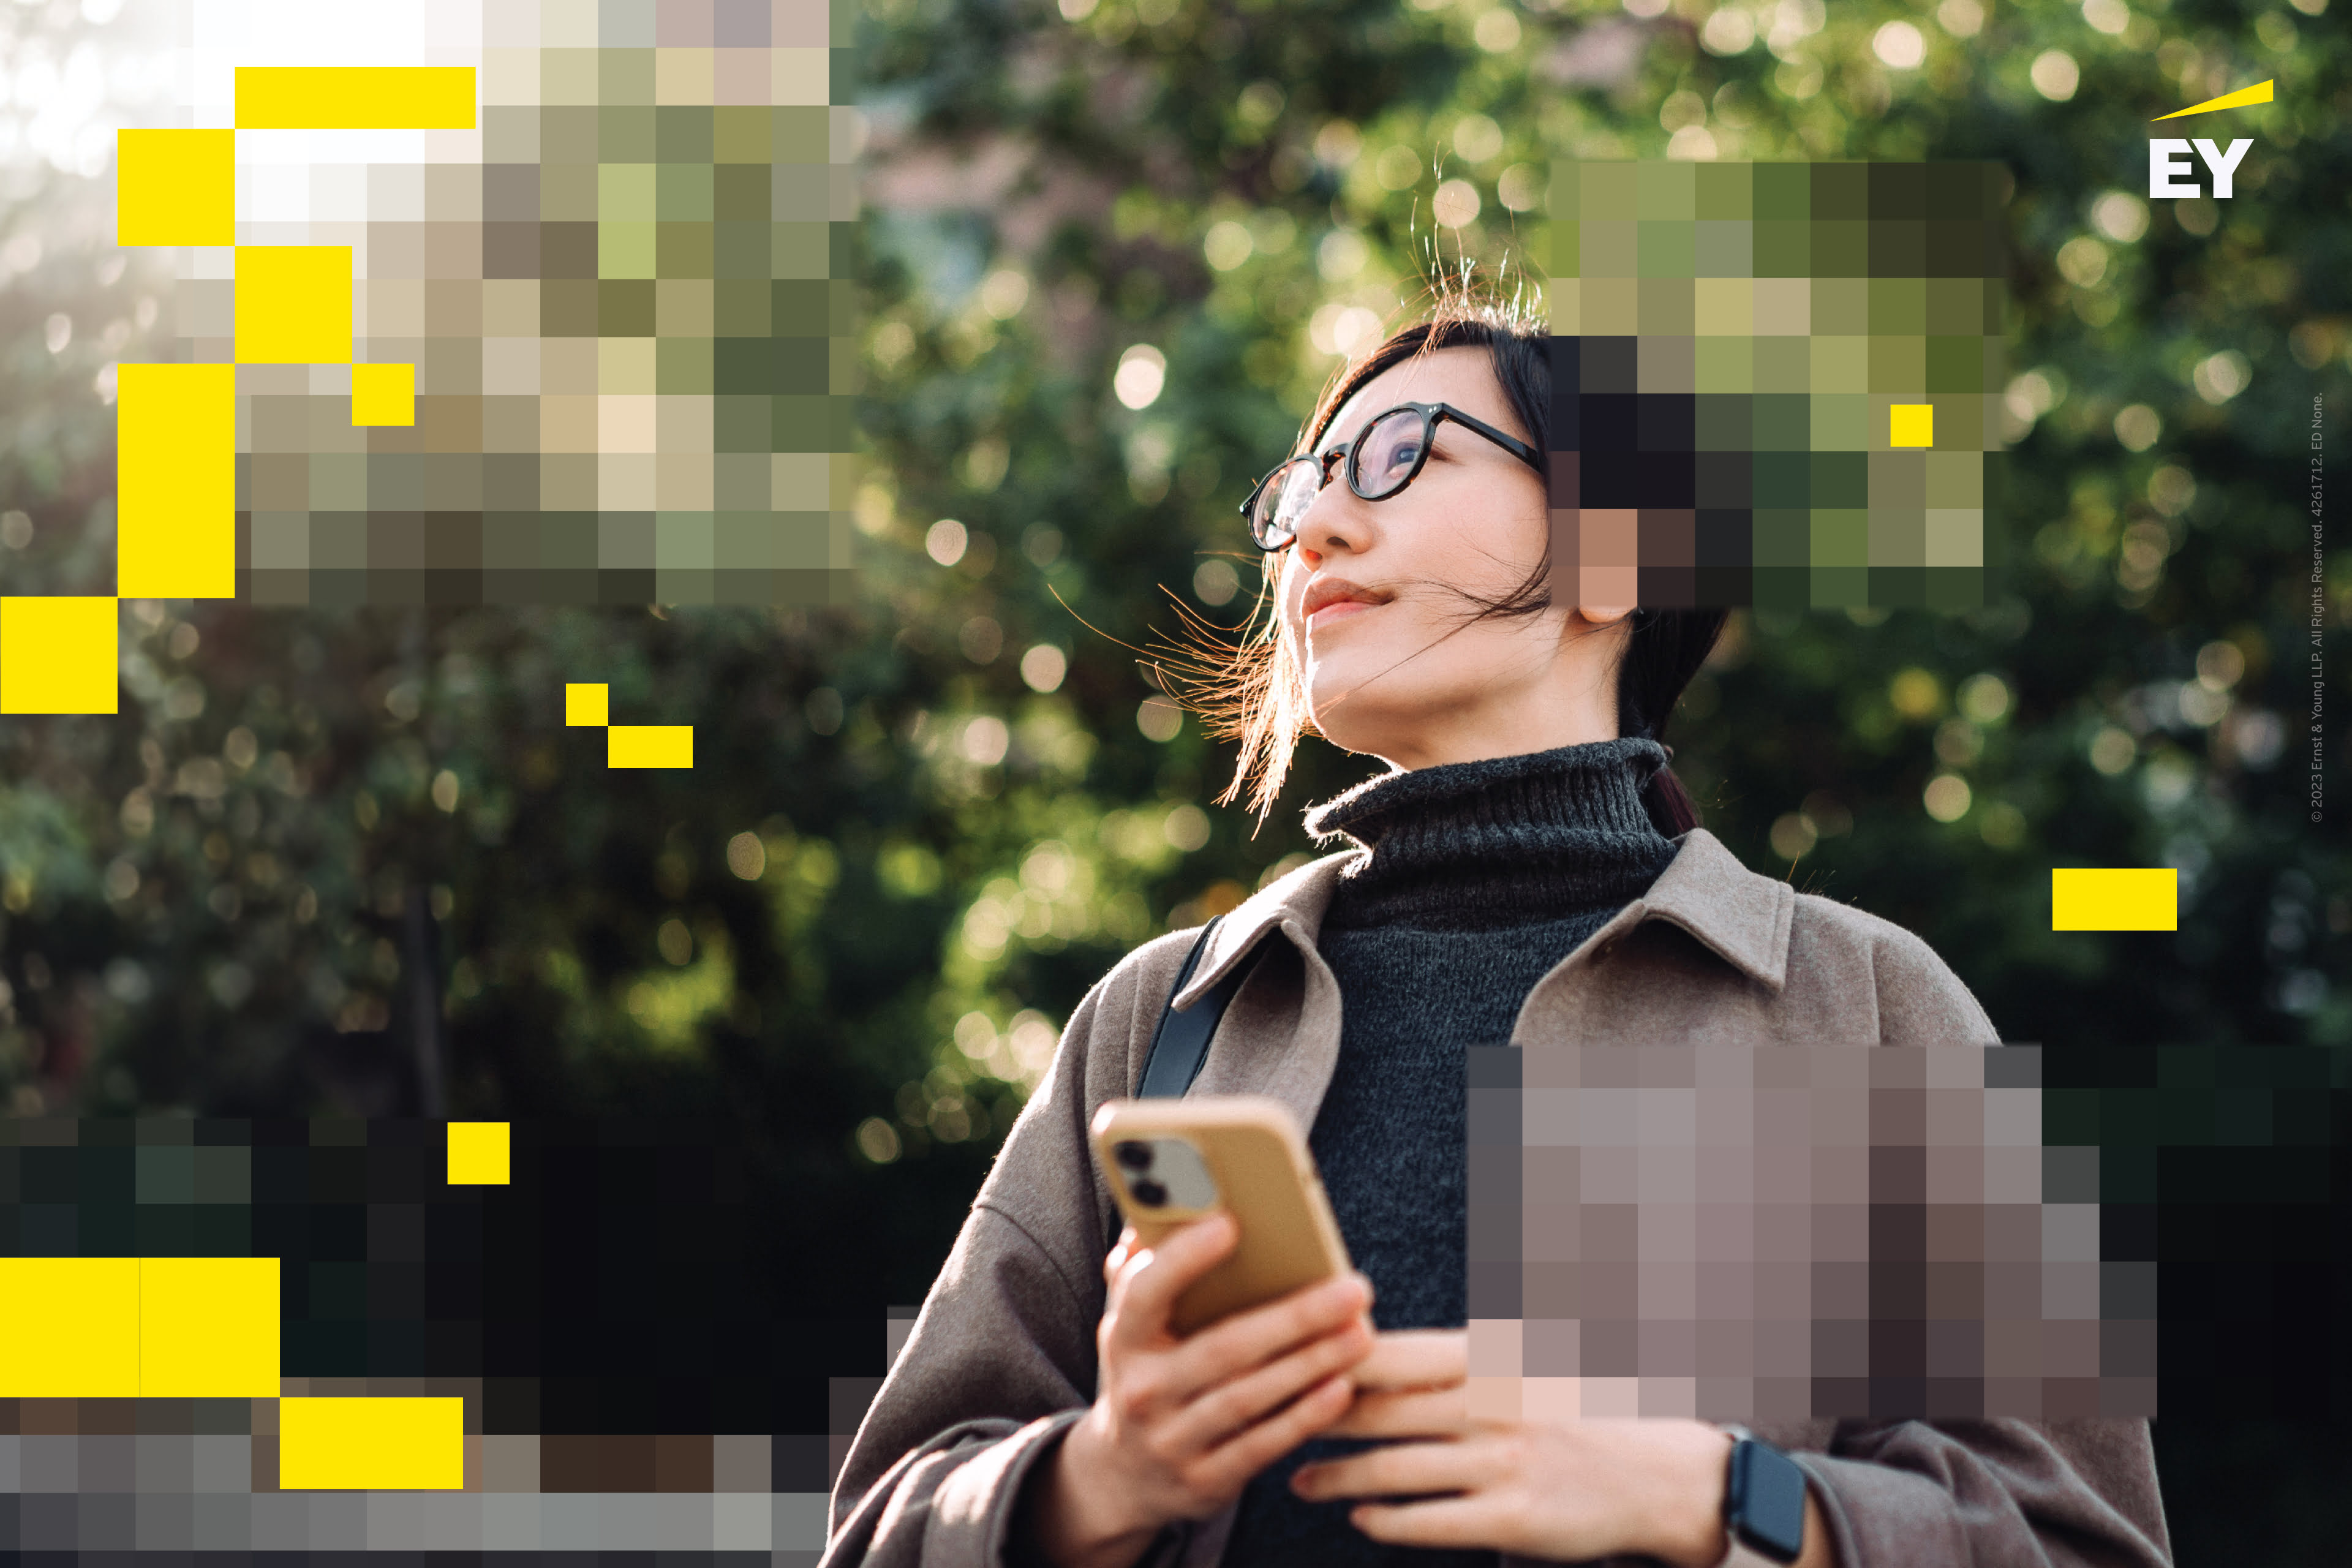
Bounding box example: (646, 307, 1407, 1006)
(1544, 160, 2012, 614)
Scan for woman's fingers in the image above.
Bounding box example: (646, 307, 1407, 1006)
(1155, 1310, 1373, 1457)
(1188, 1369, 1358, 1497)
(1347, 1328, 1468, 1392)
(1291, 1432, 1492, 1502)
(1321, 1381, 1469, 1439)
(1166, 1267, 1373, 1391)
(1093, 1220, 1400, 1520)
(1104, 1212, 1237, 1351)
(1342, 1490, 1506, 1550)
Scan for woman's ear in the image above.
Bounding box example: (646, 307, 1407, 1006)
(1570, 604, 1635, 628)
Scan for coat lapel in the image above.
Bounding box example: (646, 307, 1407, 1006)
(1634, 826, 1793, 992)
(1158, 827, 1792, 1130)
(1167, 853, 1352, 1138)
(1168, 852, 1345, 1010)
(1175, 826, 1788, 1007)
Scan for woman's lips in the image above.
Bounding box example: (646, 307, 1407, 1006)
(1307, 598, 1380, 630)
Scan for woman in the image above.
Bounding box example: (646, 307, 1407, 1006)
(821, 298, 2173, 1568)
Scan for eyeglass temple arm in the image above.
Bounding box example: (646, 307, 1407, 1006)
(1438, 404, 1547, 471)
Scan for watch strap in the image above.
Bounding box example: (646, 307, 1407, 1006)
(1714, 1425, 1808, 1566)
(1715, 1537, 1793, 1568)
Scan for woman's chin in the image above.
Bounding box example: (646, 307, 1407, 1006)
(1305, 686, 1419, 757)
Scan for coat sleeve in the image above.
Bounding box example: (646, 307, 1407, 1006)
(1821, 925, 2167, 1563)
(1863, 914, 2003, 1044)
(818, 1200, 1096, 1568)
(1792, 1417, 2173, 1568)
(820, 935, 1197, 1568)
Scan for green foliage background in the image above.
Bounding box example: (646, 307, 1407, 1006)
(1, 0, 2348, 1551)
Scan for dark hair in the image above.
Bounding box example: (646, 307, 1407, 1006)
(1161, 285, 1727, 835)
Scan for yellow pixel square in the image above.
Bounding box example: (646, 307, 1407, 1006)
(353, 362, 415, 426)
(565, 683, 609, 725)
(448, 1120, 510, 1184)
(2051, 868, 2177, 930)
(0, 596, 119, 715)
(609, 725, 693, 767)
(1890, 402, 1934, 447)
(118, 362, 236, 598)
(236, 66, 478, 130)
(281, 1396, 465, 1489)
(236, 246, 353, 364)
(0, 1257, 140, 1396)
(116, 129, 235, 247)
(141, 1256, 281, 1397)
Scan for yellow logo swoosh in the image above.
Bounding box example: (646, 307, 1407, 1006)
(2151, 79, 2274, 120)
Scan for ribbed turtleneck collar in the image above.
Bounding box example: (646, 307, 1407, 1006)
(1300, 735, 1681, 933)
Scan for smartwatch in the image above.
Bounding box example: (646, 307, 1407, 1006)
(1715, 1425, 1807, 1566)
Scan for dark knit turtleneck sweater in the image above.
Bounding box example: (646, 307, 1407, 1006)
(1217, 736, 1683, 1568)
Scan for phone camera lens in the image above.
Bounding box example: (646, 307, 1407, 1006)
(1129, 1179, 1169, 1207)
(1114, 1140, 1154, 1172)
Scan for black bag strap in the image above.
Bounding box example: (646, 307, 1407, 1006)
(1105, 917, 1272, 1271)
(1134, 913, 1267, 1098)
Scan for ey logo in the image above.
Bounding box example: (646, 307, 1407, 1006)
(2146, 78, 2272, 199)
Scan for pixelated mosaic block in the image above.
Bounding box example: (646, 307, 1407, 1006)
(0, 1257, 140, 1396)
(1466, 1041, 2153, 1422)
(448, 1120, 511, 1183)
(1541, 161, 2010, 612)
(141, 1256, 281, 1397)
(353, 362, 417, 426)
(280, 1395, 466, 1488)
(0, 596, 119, 715)
(116, 127, 235, 246)
(118, 363, 236, 598)
(212, 12, 861, 609)
(236, 246, 355, 364)
(2052, 868, 2178, 930)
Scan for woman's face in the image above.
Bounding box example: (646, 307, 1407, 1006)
(1274, 345, 1632, 771)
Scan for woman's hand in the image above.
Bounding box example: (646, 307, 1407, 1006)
(1018, 1213, 1378, 1568)
(1291, 1330, 1831, 1568)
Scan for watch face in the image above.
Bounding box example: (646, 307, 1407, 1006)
(1727, 1440, 1809, 1564)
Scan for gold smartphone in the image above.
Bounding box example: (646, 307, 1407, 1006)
(1089, 1095, 1354, 1337)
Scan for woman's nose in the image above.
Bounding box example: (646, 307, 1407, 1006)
(1295, 489, 1371, 558)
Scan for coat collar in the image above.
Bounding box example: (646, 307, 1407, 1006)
(1169, 825, 1793, 1011)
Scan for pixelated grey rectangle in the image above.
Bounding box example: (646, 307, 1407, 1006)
(1466, 1042, 2156, 1423)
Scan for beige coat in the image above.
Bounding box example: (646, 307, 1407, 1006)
(822, 827, 2174, 1568)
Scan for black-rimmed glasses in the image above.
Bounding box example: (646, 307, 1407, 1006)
(1238, 399, 1548, 551)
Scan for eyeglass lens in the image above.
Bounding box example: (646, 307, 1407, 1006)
(1257, 458, 1320, 540)
(1350, 407, 1427, 500)
(1256, 406, 1431, 543)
